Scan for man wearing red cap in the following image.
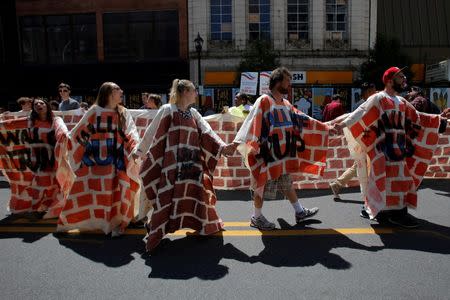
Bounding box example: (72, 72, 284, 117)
(334, 67, 449, 228)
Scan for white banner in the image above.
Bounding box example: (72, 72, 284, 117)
(291, 71, 306, 84)
(240, 72, 258, 95)
(259, 71, 271, 95)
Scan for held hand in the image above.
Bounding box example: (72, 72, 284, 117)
(441, 108, 450, 119)
(222, 143, 238, 157)
(131, 152, 140, 163)
(333, 122, 345, 135)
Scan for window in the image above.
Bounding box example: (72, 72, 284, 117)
(287, 0, 309, 41)
(19, 14, 97, 64)
(326, 0, 348, 38)
(103, 11, 179, 61)
(249, 0, 270, 41)
(210, 0, 232, 41)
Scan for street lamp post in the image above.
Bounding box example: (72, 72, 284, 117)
(194, 32, 203, 106)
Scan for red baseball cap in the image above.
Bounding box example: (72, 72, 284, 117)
(382, 66, 406, 84)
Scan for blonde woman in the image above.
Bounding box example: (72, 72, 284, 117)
(133, 79, 236, 251)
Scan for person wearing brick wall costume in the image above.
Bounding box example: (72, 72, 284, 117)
(133, 79, 236, 251)
(233, 67, 335, 230)
(0, 98, 68, 218)
(335, 67, 449, 228)
(57, 82, 141, 236)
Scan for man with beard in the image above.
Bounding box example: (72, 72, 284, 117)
(334, 67, 448, 228)
(234, 67, 335, 230)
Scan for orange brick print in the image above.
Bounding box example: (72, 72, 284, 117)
(91, 165, 113, 176)
(70, 181, 85, 194)
(77, 194, 93, 208)
(96, 194, 112, 206)
(88, 178, 102, 191)
(386, 165, 399, 177)
(391, 180, 412, 192)
(426, 132, 439, 145)
(380, 97, 395, 110)
(350, 122, 364, 138)
(66, 209, 91, 224)
(94, 209, 105, 219)
(303, 133, 323, 147)
(386, 196, 400, 206)
(363, 106, 380, 127)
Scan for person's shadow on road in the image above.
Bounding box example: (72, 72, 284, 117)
(54, 233, 146, 268)
(248, 219, 383, 270)
(143, 232, 251, 280)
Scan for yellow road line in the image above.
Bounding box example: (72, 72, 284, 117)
(0, 226, 403, 237)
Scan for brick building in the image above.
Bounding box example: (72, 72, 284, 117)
(0, 0, 189, 110)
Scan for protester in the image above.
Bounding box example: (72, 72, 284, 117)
(228, 92, 252, 118)
(58, 83, 80, 111)
(322, 94, 345, 122)
(140, 93, 162, 109)
(17, 97, 32, 112)
(0, 98, 68, 217)
(49, 100, 60, 111)
(57, 82, 140, 236)
(233, 67, 335, 230)
(329, 82, 377, 202)
(133, 79, 236, 251)
(407, 86, 441, 114)
(353, 82, 376, 110)
(334, 67, 449, 228)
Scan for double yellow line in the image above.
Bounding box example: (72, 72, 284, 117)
(0, 219, 448, 239)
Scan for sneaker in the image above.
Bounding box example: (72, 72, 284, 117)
(388, 214, 419, 228)
(360, 206, 370, 219)
(250, 214, 276, 230)
(329, 182, 341, 200)
(296, 207, 319, 223)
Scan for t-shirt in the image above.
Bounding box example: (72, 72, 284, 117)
(294, 98, 311, 114)
(59, 98, 80, 111)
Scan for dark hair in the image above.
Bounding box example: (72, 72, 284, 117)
(410, 86, 424, 96)
(148, 94, 162, 108)
(30, 98, 54, 124)
(269, 67, 292, 90)
(332, 94, 342, 101)
(361, 82, 376, 93)
(49, 100, 59, 110)
(58, 83, 71, 91)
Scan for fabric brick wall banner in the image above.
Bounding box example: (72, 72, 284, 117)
(0, 116, 68, 217)
(56, 106, 141, 235)
(0, 108, 448, 223)
(343, 91, 446, 217)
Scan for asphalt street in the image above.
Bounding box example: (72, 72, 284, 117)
(0, 180, 449, 300)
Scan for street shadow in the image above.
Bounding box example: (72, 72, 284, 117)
(0, 213, 51, 243)
(419, 179, 450, 198)
(249, 218, 382, 270)
(333, 198, 365, 205)
(371, 219, 450, 254)
(54, 233, 146, 268)
(143, 232, 251, 280)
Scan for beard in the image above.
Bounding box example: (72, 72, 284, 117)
(278, 86, 289, 94)
(392, 81, 407, 93)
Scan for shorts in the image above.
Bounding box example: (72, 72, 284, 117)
(262, 174, 292, 200)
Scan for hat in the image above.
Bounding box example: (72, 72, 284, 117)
(382, 66, 406, 84)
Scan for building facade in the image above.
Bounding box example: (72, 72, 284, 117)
(188, 0, 377, 113)
(0, 0, 189, 110)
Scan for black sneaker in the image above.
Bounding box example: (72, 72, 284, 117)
(360, 206, 370, 219)
(388, 214, 419, 228)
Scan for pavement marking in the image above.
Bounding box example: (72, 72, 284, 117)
(2, 225, 449, 240)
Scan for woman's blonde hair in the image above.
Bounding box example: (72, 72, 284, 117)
(169, 79, 195, 104)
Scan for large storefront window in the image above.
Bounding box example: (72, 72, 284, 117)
(103, 11, 179, 61)
(210, 0, 232, 41)
(249, 0, 270, 41)
(287, 0, 309, 42)
(19, 14, 97, 64)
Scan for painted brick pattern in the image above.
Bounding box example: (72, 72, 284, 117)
(2, 110, 449, 193)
